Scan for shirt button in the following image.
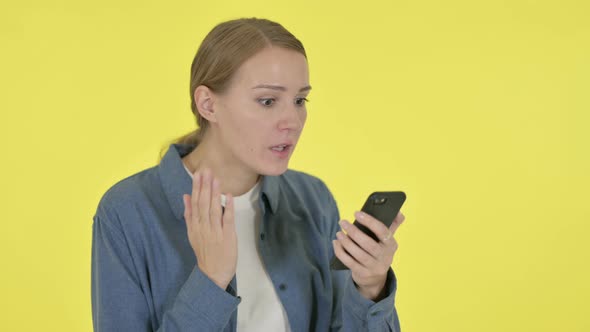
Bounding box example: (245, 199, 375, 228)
(279, 283, 287, 291)
(260, 233, 265, 241)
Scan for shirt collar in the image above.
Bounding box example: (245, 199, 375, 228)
(157, 143, 280, 221)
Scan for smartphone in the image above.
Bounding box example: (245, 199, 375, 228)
(330, 191, 406, 270)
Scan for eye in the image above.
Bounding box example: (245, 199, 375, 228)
(258, 98, 275, 107)
(295, 97, 309, 106)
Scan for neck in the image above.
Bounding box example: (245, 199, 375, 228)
(181, 133, 261, 197)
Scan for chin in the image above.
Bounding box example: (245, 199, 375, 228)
(257, 162, 289, 176)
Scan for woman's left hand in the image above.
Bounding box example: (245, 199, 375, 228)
(332, 211, 405, 301)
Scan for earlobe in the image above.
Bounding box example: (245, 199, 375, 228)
(194, 85, 217, 122)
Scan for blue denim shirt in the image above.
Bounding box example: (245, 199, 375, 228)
(91, 143, 401, 331)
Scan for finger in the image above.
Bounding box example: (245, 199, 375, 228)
(339, 220, 382, 258)
(332, 239, 365, 272)
(190, 172, 201, 224)
(354, 211, 391, 244)
(390, 237, 399, 253)
(210, 176, 223, 234)
(198, 168, 212, 229)
(388, 211, 406, 236)
(381, 237, 399, 262)
(222, 194, 235, 232)
(182, 194, 192, 232)
(336, 231, 377, 269)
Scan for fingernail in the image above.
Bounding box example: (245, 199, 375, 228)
(213, 178, 219, 188)
(339, 220, 349, 229)
(336, 231, 344, 240)
(355, 211, 364, 220)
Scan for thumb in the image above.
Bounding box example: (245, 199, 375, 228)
(182, 194, 191, 224)
(222, 194, 235, 230)
(388, 211, 405, 234)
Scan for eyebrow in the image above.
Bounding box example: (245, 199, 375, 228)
(252, 84, 312, 92)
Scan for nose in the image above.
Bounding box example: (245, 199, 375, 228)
(278, 104, 305, 132)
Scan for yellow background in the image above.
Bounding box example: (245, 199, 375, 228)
(1, 0, 588, 331)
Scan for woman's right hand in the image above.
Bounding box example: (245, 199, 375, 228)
(182, 167, 237, 290)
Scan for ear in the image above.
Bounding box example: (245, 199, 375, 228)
(193, 85, 218, 123)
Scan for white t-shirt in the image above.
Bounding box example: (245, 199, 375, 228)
(183, 165, 291, 332)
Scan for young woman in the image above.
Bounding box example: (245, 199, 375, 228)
(91, 17, 405, 332)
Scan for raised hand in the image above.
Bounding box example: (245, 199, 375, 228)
(182, 167, 237, 290)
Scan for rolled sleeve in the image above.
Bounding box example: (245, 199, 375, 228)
(175, 266, 241, 327)
(342, 267, 400, 331)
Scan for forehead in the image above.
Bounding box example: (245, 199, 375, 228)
(232, 47, 309, 90)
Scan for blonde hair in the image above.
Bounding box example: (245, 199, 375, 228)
(159, 17, 307, 160)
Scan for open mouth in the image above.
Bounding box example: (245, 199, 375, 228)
(270, 144, 291, 152)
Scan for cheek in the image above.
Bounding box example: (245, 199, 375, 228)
(223, 111, 269, 153)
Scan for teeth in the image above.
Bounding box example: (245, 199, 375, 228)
(272, 145, 287, 151)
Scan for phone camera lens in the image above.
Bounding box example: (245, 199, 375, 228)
(374, 197, 387, 205)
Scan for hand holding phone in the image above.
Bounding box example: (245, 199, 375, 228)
(330, 191, 406, 270)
